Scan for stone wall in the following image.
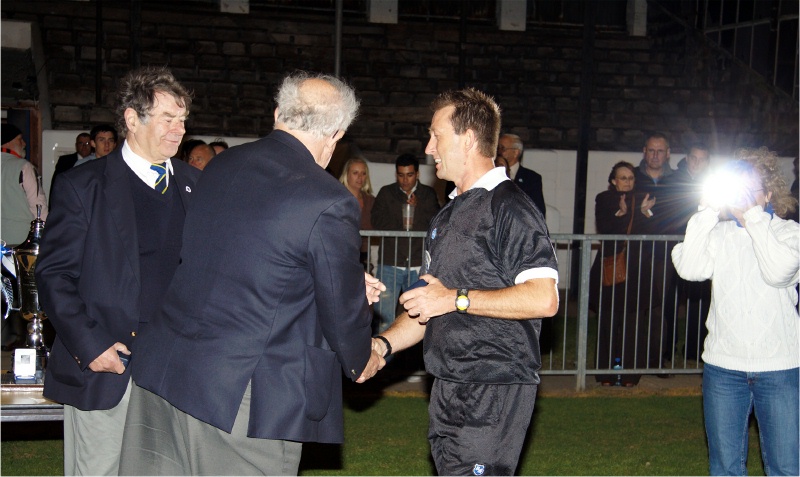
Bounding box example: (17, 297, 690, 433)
(2, 1, 797, 163)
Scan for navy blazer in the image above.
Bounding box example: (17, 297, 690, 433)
(131, 130, 373, 444)
(514, 165, 546, 219)
(53, 152, 79, 178)
(36, 150, 200, 410)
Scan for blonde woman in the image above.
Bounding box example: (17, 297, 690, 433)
(339, 156, 375, 267)
(672, 147, 799, 475)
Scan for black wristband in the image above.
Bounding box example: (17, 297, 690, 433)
(375, 335, 392, 357)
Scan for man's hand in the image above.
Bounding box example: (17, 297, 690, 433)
(398, 274, 451, 324)
(640, 193, 656, 217)
(356, 348, 385, 383)
(364, 272, 386, 305)
(407, 192, 418, 207)
(87, 343, 130, 374)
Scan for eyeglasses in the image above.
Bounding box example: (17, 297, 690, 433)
(76, 141, 90, 146)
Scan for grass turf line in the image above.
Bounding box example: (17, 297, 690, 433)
(2, 395, 765, 476)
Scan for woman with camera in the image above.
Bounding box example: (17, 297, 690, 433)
(589, 161, 659, 386)
(672, 147, 799, 476)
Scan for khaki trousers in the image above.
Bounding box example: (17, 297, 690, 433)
(119, 381, 302, 476)
(63, 379, 132, 476)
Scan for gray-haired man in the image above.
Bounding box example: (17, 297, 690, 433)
(119, 72, 384, 475)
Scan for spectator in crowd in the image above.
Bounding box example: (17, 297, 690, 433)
(663, 143, 712, 360)
(53, 132, 92, 179)
(52, 125, 119, 208)
(633, 132, 674, 236)
(1, 124, 48, 246)
(1, 123, 49, 351)
(338, 156, 375, 268)
(182, 139, 216, 171)
(371, 153, 440, 333)
(86, 124, 118, 162)
(118, 71, 384, 475)
(672, 147, 798, 476)
(35, 66, 200, 476)
(497, 133, 553, 351)
(209, 139, 229, 155)
(589, 161, 658, 385)
(633, 132, 675, 366)
(373, 88, 559, 475)
(635, 132, 675, 194)
(664, 143, 711, 234)
(496, 133, 546, 218)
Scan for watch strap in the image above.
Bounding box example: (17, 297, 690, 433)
(375, 335, 392, 357)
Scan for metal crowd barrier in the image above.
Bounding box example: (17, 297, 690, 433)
(361, 231, 707, 391)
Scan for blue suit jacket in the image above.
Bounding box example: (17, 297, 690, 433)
(514, 165, 546, 218)
(131, 130, 373, 444)
(36, 150, 200, 410)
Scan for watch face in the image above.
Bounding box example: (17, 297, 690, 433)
(456, 295, 469, 310)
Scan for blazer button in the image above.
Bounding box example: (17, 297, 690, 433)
(74, 356, 80, 364)
(131, 331, 137, 337)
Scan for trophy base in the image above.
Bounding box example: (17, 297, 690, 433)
(12, 347, 45, 384)
(15, 316, 48, 384)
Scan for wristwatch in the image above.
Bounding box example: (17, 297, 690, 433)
(455, 288, 470, 314)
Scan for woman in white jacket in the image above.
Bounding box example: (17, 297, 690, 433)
(672, 147, 798, 476)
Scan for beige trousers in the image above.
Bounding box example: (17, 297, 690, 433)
(63, 379, 132, 476)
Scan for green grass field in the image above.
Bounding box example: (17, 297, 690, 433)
(2, 394, 765, 476)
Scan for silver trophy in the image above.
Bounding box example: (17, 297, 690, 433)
(12, 205, 48, 382)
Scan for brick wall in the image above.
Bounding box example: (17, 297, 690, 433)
(2, 1, 797, 163)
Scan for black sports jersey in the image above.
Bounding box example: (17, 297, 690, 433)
(422, 180, 558, 384)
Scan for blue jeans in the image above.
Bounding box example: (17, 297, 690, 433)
(374, 265, 419, 333)
(703, 363, 799, 476)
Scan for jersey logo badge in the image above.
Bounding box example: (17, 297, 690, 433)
(473, 464, 485, 475)
(431, 227, 437, 239)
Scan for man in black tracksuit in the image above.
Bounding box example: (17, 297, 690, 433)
(371, 89, 559, 476)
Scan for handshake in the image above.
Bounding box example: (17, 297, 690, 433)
(358, 272, 388, 383)
(357, 277, 430, 383)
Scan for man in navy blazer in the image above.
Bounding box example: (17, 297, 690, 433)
(119, 72, 384, 475)
(36, 66, 199, 476)
(497, 133, 547, 218)
(52, 132, 92, 179)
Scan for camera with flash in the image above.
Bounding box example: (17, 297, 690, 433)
(702, 162, 760, 211)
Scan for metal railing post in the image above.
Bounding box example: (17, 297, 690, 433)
(575, 236, 593, 391)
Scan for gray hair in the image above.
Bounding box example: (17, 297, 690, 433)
(502, 133, 523, 150)
(275, 71, 359, 138)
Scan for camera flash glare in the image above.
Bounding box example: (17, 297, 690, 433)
(703, 171, 746, 210)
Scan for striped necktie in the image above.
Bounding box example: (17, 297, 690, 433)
(150, 162, 168, 194)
